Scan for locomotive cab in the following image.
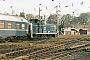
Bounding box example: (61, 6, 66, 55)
(28, 19, 41, 39)
(28, 19, 57, 39)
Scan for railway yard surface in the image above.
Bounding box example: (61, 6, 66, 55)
(0, 35, 90, 60)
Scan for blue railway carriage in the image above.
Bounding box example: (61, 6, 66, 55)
(0, 14, 28, 41)
(28, 19, 57, 39)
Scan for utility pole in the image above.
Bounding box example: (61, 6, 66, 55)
(54, 4, 60, 36)
(10, 6, 15, 15)
(56, 6, 59, 36)
(52, 0, 61, 36)
(39, 4, 41, 19)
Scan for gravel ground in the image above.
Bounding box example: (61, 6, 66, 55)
(0, 35, 90, 60)
(59, 51, 90, 60)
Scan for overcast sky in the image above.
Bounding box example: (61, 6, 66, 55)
(0, 0, 90, 16)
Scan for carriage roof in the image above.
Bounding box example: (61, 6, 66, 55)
(0, 14, 28, 22)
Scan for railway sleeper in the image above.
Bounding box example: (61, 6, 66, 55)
(84, 46, 90, 51)
(5, 50, 26, 57)
(36, 50, 57, 57)
(0, 54, 7, 59)
(44, 58, 52, 60)
(15, 57, 26, 60)
(34, 54, 42, 57)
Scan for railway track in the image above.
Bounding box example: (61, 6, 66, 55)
(0, 36, 89, 60)
(43, 44, 90, 60)
(12, 41, 90, 60)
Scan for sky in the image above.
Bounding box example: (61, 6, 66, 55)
(0, 0, 90, 16)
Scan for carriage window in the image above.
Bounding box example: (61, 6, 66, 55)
(8, 22, 12, 29)
(0, 22, 4, 28)
(16, 24, 20, 29)
(22, 24, 25, 29)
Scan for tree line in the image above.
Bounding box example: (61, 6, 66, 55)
(47, 12, 90, 27)
(14, 12, 90, 27)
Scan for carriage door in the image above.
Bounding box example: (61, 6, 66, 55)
(28, 23, 33, 38)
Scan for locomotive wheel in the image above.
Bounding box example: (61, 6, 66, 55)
(37, 35, 41, 40)
(5, 37, 12, 42)
(41, 35, 44, 39)
(14, 37, 19, 40)
(49, 35, 52, 38)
